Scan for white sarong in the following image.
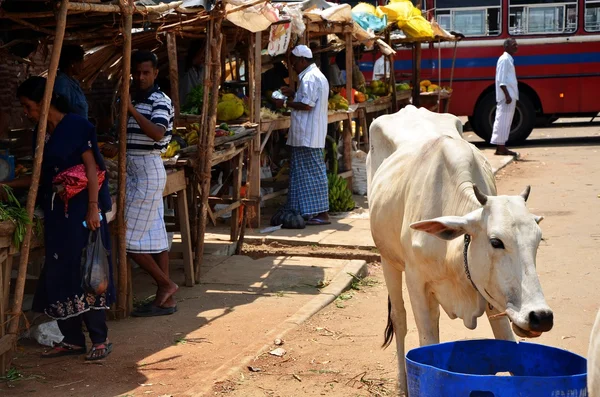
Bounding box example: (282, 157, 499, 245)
(125, 155, 169, 254)
(491, 99, 517, 145)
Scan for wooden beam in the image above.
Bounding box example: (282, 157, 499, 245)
(167, 33, 181, 119)
(8, 0, 69, 338)
(64, 1, 184, 14)
(176, 189, 194, 287)
(0, 13, 57, 35)
(0, 334, 16, 357)
(195, 9, 224, 282)
(230, 153, 243, 241)
(248, 31, 262, 228)
(345, 33, 353, 104)
(116, 0, 133, 319)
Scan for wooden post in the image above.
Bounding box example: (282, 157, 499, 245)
(248, 31, 262, 228)
(116, 0, 134, 319)
(194, 10, 224, 282)
(230, 153, 243, 241)
(412, 42, 422, 108)
(176, 189, 194, 286)
(342, 32, 353, 183)
(7, 0, 69, 339)
(167, 32, 181, 119)
(345, 33, 353, 103)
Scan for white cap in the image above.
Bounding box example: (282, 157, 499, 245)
(291, 45, 313, 59)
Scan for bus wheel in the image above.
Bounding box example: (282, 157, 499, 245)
(473, 91, 536, 145)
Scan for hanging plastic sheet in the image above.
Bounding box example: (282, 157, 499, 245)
(225, 0, 280, 33)
(267, 22, 292, 57)
(352, 3, 387, 32)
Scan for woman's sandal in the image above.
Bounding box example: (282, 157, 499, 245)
(41, 342, 86, 358)
(85, 342, 113, 361)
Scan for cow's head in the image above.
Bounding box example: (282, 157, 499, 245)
(410, 185, 553, 338)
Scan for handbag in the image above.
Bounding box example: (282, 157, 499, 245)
(81, 230, 110, 295)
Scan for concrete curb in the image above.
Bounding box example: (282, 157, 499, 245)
(491, 154, 516, 175)
(187, 259, 368, 396)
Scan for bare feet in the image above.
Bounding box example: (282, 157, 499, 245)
(155, 281, 178, 307)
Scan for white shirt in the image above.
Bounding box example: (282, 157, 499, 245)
(495, 52, 518, 102)
(288, 63, 329, 149)
(373, 56, 391, 80)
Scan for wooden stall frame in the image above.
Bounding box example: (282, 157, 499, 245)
(5, 0, 70, 352)
(194, 8, 225, 282)
(115, 0, 133, 320)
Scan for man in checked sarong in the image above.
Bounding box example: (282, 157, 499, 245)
(274, 45, 331, 226)
(104, 50, 178, 316)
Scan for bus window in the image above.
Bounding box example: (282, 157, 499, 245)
(434, 0, 501, 36)
(509, 0, 577, 35)
(585, 0, 600, 32)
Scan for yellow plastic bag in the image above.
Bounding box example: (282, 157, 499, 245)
(404, 17, 434, 39)
(376, 0, 433, 39)
(352, 2, 377, 16)
(376, 0, 413, 21)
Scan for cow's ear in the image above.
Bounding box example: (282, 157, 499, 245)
(410, 216, 469, 241)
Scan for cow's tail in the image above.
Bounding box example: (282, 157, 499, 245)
(382, 295, 394, 348)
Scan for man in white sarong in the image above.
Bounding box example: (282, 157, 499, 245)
(491, 38, 519, 157)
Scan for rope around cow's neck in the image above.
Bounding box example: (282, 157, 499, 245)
(464, 234, 496, 312)
(463, 234, 479, 292)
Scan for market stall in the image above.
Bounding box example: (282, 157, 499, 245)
(0, 0, 264, 372)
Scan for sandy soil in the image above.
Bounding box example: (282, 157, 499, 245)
(211, 141, 600, 396)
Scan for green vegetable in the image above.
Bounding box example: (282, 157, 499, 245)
(181, 85, 204, 115)
(0, 186, 32, 249)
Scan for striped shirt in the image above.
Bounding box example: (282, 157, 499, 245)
(287, 63, 329, 149)
(127, 87, 173, 155)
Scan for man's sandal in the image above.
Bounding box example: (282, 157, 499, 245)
(41, 342, 86, 358)
(86, 342, 113, 361)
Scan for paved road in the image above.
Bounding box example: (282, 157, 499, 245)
(214, 124, 600, 396)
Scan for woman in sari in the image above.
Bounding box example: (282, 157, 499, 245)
(7, 76, 114, 360)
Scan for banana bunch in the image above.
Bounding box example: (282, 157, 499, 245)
(184, 123, 200, 145)
(327, 173, 355, 212)
(161, 140, 180, 159)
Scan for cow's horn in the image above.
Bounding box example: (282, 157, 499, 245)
(473, 184, 487, 205)
(520, 185, 531, 202)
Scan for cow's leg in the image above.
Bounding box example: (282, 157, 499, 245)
(486, 304, 515, 341)
(381, 259, 408, 396)
(405, 269, 440, 346)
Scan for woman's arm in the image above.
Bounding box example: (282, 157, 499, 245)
(82, 150, 101, 231)
(2, 176, 32, 189)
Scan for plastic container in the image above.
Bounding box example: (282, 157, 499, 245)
(405, 339, 587, 397)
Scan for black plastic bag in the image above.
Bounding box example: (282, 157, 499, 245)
(81, 230, 109, 295)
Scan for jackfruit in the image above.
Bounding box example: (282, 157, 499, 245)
(217, 94, 245, 121)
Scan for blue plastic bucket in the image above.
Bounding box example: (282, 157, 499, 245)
(405, 339, 587, 397)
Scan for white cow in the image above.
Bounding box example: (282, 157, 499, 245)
(367, 105, 553, 395)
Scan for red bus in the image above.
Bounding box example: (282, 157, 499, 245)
(360, 0, 600, 143)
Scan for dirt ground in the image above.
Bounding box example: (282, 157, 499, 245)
(1, 134, 599, 397)
(211, 141, 600, 397)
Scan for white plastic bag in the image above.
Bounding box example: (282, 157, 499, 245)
(30, 321, 64, 347)
(352, 149, 368, 196)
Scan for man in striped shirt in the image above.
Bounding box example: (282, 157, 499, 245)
(125, 50, 178, 316)
(274, 45, 330, 226)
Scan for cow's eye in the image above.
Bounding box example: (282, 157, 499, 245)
(490, 238, 505, 249)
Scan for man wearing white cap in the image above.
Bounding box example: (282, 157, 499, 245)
(274, 44, 330, 226)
